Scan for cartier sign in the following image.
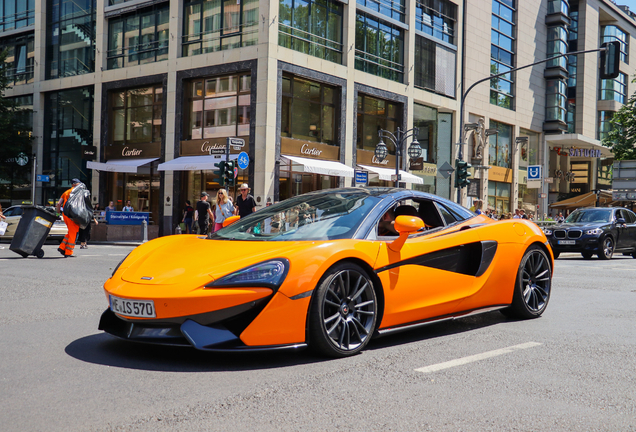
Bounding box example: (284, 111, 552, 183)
(281, 137, 339, 160)
(105, 142, 160, 160)
(301, 143, 323, 157)
(181, 137, 250, 157)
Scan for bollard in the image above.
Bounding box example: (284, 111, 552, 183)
(142, 219, 148, 243)
(175, 224, 182, 235)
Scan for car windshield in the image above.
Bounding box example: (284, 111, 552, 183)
(210, 190, 382, 241)
(565, 209, 613, 223)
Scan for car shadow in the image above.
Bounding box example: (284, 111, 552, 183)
(66, 311, 510, 371)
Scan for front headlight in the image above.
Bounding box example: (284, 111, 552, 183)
(206, 259, 289, 290)
(543, 229, 552, 235)
(586, 228, 603, 235)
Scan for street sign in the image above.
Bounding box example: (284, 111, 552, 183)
(544, 177, 553, 184)
(355, 170, 368, 186)
(540, 193, 547, 199)
(36, 174, 50, 182)
(209, 148, 225, 155)
(390, 174, 401, 182)
(438, 161, 455, 179)
(228, 137, 245, 147)
(237, 151, 249, 169)
(234, 167, 238, 179)
(527, 165, 541, 180)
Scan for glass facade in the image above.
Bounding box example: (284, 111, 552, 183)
(599, 72, 627, 103)
(357, 0, 405, 23)
(0, 33, 34, 86)
(111, 85, 163, 145)
(518, 129, 539, 212)
(546, 79, 567, 123)
(546, 26, 568, 69)
(601, 25, 628, 64)
(598, 110, 614, 142)
(46, 0, 96, 79)
(185, 74, 251, 140)
(278, 0, 343, 64)
(566, 6, 578, 133)
(281, 75, 338, 145)
(490, 0, 515, 109)
(355, 12, 404, 83)
(0, 0, 35, 32)
(107, 5, 169, 70)
(414, 35, 456, 98)
(356, 94, 401, 153)
(182, 0, 258, 56)
(547, 0, 568, 15)
(488, 180, 511, 215)
(488, 120, 512, 168)
(413, 103, 437, 164)
(415, 0, 456, 44)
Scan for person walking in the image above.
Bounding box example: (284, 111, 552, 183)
(195, 192, 214, 235)
(235, 184, 256, 218)
(55, 178, 82, 258)
(182, 200, 194, 233)
(213, 189, 235, 232)
(122, 200, 134, 211)
(79, 208, 99, 249)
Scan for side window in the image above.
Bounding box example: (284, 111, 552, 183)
(616, 210, 626, 221)
(435, 203, 456, 225)
(627, 210, 636, 223)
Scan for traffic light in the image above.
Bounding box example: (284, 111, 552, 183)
(600, 41, 621, 79)
(224, 160, 235, 187)
(454, 159, 472, 189)
(213, 161, 226, 187)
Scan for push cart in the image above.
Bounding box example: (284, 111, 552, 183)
(10, 206, 59, 258)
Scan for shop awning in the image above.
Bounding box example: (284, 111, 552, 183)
(157, 154, 238, 171)
(282, 155, 354, 178)
(87, 158, 158, 173)
(549, 190, 613, 209)
(358, 164, 424, 184)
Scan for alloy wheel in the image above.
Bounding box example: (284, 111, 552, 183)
(600, 237, 614, 260)
(521, 250, 551, 313)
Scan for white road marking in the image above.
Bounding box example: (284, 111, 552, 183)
(415, 342, 542, 374)
(107, 254, 127, 256)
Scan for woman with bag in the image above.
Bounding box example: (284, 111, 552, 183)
(213, 189, 235, 232)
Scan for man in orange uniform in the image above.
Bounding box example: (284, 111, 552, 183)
(55, 178, 81, 257)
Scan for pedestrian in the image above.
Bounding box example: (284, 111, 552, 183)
(78, 207, 99, 249)
(122, 200, 134, 212)
(512, 209, 521, 219)
(213, 189, 235, 232)
(0, 203, 5, 221)
(520, 209, 528, 219)
(235, 183, 256, 218)
(182, 200, 194, 233)
(195, 192, 214, 235)
(556, 212, 565, 223)
(55, 178, 82, 258)
(474, 199, 483, 215)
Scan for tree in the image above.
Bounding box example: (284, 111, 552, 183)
(602, 76, 636, 160)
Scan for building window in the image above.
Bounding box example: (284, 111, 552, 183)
(9, 94, 33, 130)
(107, 6, 169, 70)
(357, 0, 405, 23)
(111, 85, 163, 145)
(0, 0, 35, 31)
(599, 72, 627, 103)
(601, 25, 628, 64)
(487, 180, 511, 215)
(546, 79, 567, 123)
(598, 110, 614, 141)
(413, 103, 437, 163)
(414, 35, 456, 98)
(281, 75, 338, 145)
(355, 13, 404, 83)
(490, 0, 515, 109)
(547, 0, 568, 16)
(488, 120, 512, 168)
(415, 0, 456, 44)
(566, 6, 578, 133)
(357, 94, 402, 153)
(518, 129, 539, 210)
(185, 74, 251, 140)
(182, 0, 258, 56)
(46, 0, 96, 79)
(547, 26, 568, 70)
(0, 33, 34, 86)
(278, 0, 343, 64)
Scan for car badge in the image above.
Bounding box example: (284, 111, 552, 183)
(141, 276, 153, 280)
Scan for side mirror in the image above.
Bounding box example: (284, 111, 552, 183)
(222, 215, 240, 227)
(389, 216, 424, 252)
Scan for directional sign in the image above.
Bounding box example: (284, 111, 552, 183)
(227, 137, 245, 147)
(438, 161, 455, 179)
(355, 170, 368, 186)
(36, 174, 50, 182)
(209, 148, 225, 155)
(237, 151, 249, 170)
(527, 165, 542, 180)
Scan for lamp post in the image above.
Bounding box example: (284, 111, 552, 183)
(374, 127, 422, 188)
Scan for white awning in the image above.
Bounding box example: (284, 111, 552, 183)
(157, 154, 238, 171)
(87, 158, 158, 173)
(358, 164, 424, 184)
(282, 155, 354, 178)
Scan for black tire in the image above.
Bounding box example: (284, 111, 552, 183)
(598, 236, 614, 260)
(581, 252, 593, 260)
(501, 245, 552, 319)
(36, 249, 45, 259)
(308, 262, 378, 358)
(552, 251, 560, 260)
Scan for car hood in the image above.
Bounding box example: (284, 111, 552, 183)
(119, 235, 307, 286)
(553, 222, 609, 230)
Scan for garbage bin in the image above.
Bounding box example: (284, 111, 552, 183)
(10, 206, 59, 258)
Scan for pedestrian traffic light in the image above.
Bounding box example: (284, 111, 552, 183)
(600, 41, 621, 79)
(454, 159, 472, 189)
(224, 160, 235, 186)
(213, 161, 226, 187)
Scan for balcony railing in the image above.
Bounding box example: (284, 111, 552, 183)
(354, 49, 404, 82)
(278, 23, 343, 63)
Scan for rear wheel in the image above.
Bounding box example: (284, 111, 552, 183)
(502, 245, 552, 319)
(581, 252, 593, 260)
(598, 236, 614, 260)
(308, 263, 377, 358)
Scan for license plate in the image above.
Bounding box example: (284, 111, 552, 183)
(110, 295, 156, 318)
(558, 240, 576, 245)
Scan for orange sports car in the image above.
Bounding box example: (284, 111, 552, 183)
(99, 188, 553, 357)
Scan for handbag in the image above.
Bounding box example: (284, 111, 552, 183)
(0, 221, 7, 236)
(179, 222, 186, 232)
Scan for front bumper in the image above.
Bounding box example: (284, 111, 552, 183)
(548, 236, 601, 254)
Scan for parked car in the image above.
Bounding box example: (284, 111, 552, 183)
(0, 205, 67, 241)
(543, 207, 636, 259)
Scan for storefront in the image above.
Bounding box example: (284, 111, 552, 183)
(488, 166, 512, 215)
(518, 130, 540, 214)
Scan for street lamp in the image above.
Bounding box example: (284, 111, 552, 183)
(374, 127, 421, 187)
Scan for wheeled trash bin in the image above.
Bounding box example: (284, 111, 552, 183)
(9, 206, 59, 258)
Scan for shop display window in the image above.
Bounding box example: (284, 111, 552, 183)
(356, 94, 401, 154)
(111, 85, 163, 146)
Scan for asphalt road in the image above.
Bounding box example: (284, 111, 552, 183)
(0, 243, 635, 431)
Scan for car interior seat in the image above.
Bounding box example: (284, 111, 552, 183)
(416, 200, 444, 228)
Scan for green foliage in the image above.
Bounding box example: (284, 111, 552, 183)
(603, 75, 636, 160)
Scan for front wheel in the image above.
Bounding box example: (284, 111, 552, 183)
(598, 236, 614, 260)
(308, 263, 378, 358)
(502, 245, 552, 319)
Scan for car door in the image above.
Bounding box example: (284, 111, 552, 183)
(373, 199, 482, 329)
(615, 209, 631, 250)
(1, 207, 23, 238)
(623, 210, 636, 251)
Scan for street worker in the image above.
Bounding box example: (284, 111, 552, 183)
(55, 178, 81, 258)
